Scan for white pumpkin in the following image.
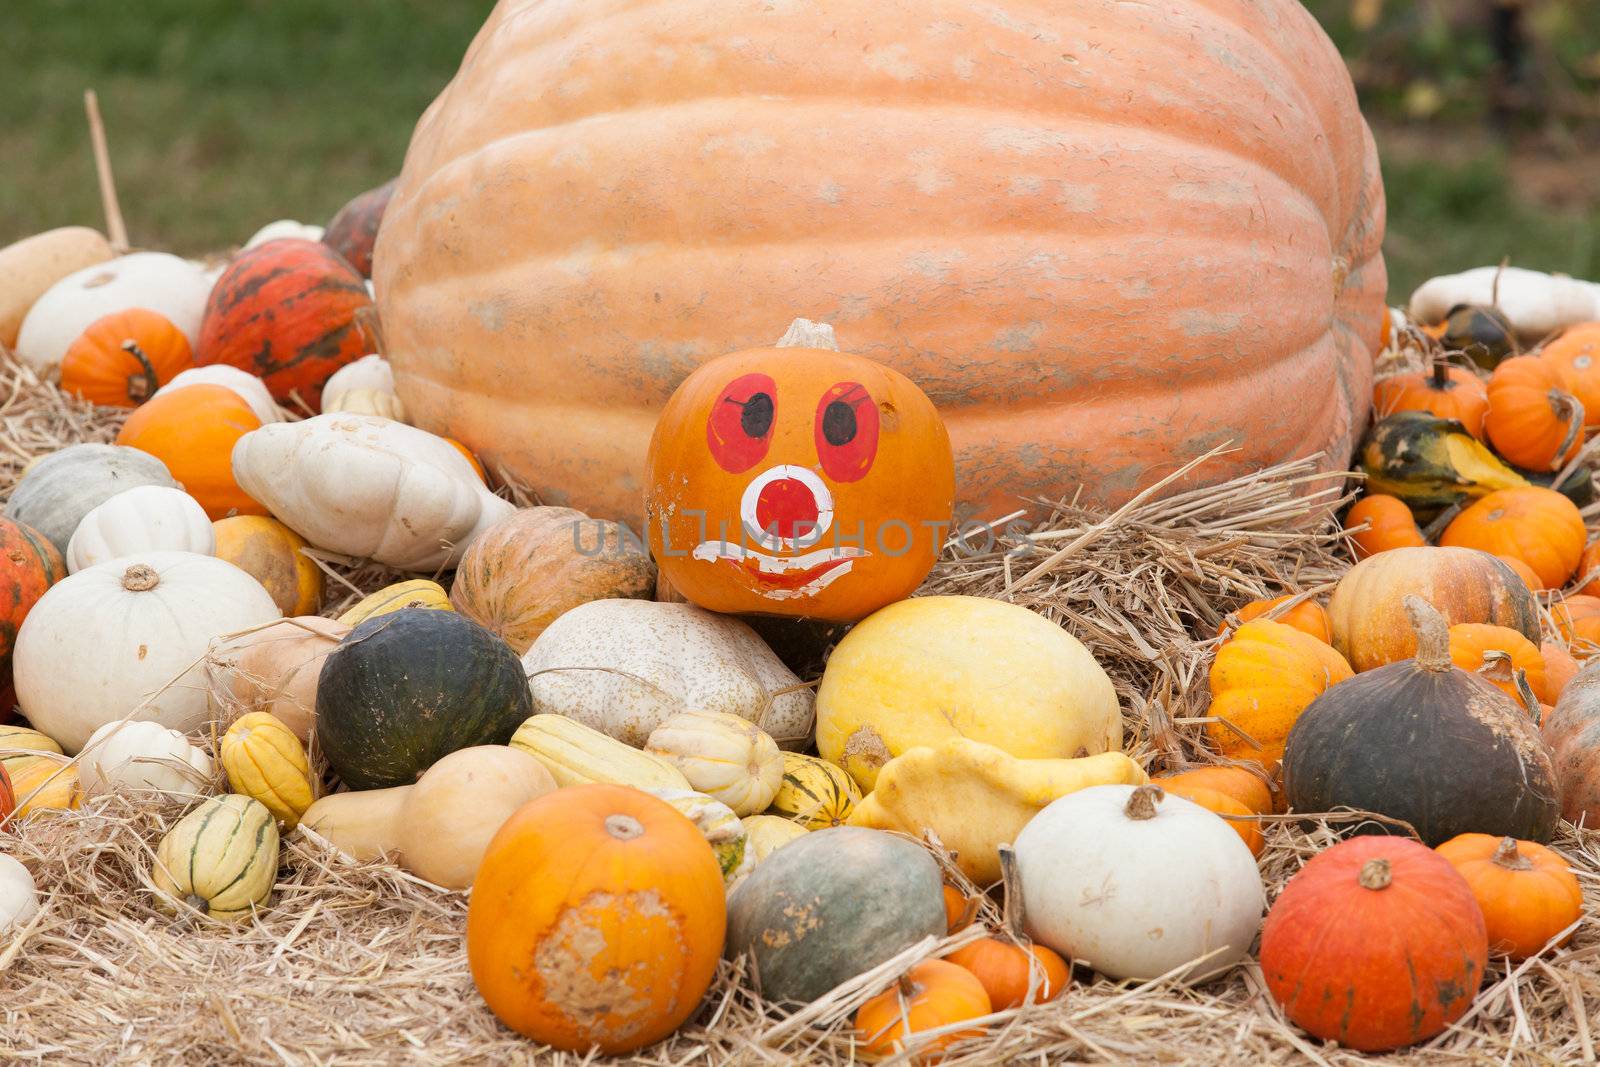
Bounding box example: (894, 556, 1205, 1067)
(15, 252, 212, 377)
(322, 354, 393, 399)
(230, 414, 513, 570)
(522, 600, 815, 748)
(244, 219, 325, 248)
(13, 552, 281, 753)
(66, 485, 215, 573)
(79, 719, 214, 798)
(0, 855, 40, 934)
(645, 710, 783, 815)
(154, 365, 284, 424)
(1013, 784, 1264, 983)
(646, 787, 753, 887)
(324, 387, 408, 423)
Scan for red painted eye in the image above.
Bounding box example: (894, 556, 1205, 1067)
(814, 381, 879, 482)
(707, 372, 776, 473)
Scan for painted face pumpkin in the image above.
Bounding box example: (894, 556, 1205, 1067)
(646, 340, 954, 622)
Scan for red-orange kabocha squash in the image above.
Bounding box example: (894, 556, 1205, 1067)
(59, 308, 194, 408)
(1260, 836, 1488, 1052)
(373, 0, 1386, 526)
(322, 179, 395, 279)
(0, 517, 65, 698)
(198, 238, 374, 411)
(645, 324, 953, 621)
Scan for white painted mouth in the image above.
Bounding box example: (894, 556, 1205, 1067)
(691, 541, 868, 599)
(740, 464, 834, 551)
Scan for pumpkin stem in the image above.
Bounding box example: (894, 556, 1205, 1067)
(1401, 595, 1451, 672)
(120, 339, 159, 402)
(121, 564, 160, 592)
(1123, 785, 1163, 822)
(896, 973, 918, 999)
(1357, 858, 1392, 891)
(1511, 667, 1543, 726)
(603, 813, 644, 841)
(1491, 837, 1535, 871)
(1551, 392, 1585, 472)
(1477, 649, 1514, 684)
(1430, 357, 1450, 391)
(996, 844, 1027, 945)
(775, 318, 839, 351)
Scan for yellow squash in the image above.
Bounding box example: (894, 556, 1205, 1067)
(6, 753, 81, 816)
(336, 579, 452, 627)
(1207, 619, 1354, 767)
(220, 712, 316, 829)
(847, 737, 1147, 883)
(740, 814, 809, 867)
(509, 714, 690, 791)
(766, 752, 861, 830)
(151, 794, 279, 921)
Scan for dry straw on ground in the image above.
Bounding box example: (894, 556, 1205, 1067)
(0, 360, 1596, 1065)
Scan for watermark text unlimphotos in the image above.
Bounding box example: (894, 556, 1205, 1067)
(570, 513, 1040, 560)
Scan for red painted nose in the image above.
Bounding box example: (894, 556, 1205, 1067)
(755, 477, 820, 540)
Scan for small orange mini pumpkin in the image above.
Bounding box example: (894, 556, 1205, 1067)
(1207, 619, 1354, 766)
(466, 784, 726, 1054)
(1554, 596, 1600, 656)
(645, 321, 953, 622)
(1372, 361, 1488, 439)
(1435, 834, 1582, 960)
(1344, 495, 1426, 559)
(115, 384, 268, 520)
(1447, 623, 1549, 705)
(942, 884, 977, 935)
(854, 959, 991, 1062)
(1217, 594, 1330, 643)
(944, 847, 1068, 1011)
(1439, 487, 1584, 590)
(1153, 764, 1277, 816)
(1156, 780, 1264, 856)
(1542, 323, 1600, 427)
(212, 516, 322, 615)
(59, 308, 194, 408)
(1484, 355, 1584, 471)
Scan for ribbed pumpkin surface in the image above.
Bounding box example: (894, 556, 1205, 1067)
(375, 0, 1386, 523)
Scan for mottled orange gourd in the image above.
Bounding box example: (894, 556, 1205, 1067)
(374, 0, 1385, 526)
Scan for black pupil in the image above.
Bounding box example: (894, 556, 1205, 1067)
(822, 400, 857, 446)
(740, 392, 774, 438)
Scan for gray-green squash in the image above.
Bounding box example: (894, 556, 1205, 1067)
(724, 825, 945, 1005)
(5, 444, 181, 555)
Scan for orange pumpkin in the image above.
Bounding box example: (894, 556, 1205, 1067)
(114, 384, 268, 520)
(465, 784, 725, 1054)
(59, 308, 194, 408)
(1576, 540, 1600, 595)
(445, 437, 487, 483)
(1484, 356, 1584, 471)
(944, 849, 1067, 1011)
(942, 885, 977, 935)
(212, 516, 322, 616)
(645, 331, 954, 622)
(1447, 623, 1549, 705)
(1155, 780, 1264, 856)
(1207, 619, 1354, 767)
(1554, 596, 1600, 656)
(1439, 487, 1585, 590)
(1542, 640, 1581, 699)
(374, 1, 1386, 527)
(1541, 323, 1600, 427)
(1372, 362, 1488, 439)
(854, 959, 991, 1062)
(1344, 495, 1426, 559)
(1218, 594, 1331, 643)
(1435, 834, 1582, 960)
(1153, 765, 1276, 817)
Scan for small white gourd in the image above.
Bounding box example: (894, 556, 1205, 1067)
(154, 366, 283, 424)
(244, 220, 325, 247)
(322, 354, 393, 398)
(0, 855, 40, 934)
(66, 485, 214, 573)
(645, 710, 783, 815)
(79, 719, 214, 798)
(323, 387, 408, 423)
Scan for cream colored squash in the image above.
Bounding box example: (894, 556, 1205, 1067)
(79, 719, 214, 798)
(508, 713, 690, 791)
(521, 599, 814, 748)
(0, 855, 40, 934)
(816, 595, 1121, 791)
(15, 252, 211, 377)
(66, 485, 215, 573)
(645, 787, 752, 886)
(231, 414, 513, 569)
(1014, 785, 1264, 983)
(396, 746, 556, 889)
(300, 785, 411, 863)
(13, 552, 281, 752)
(322, 354, 393, 399)
(645, 710, 783, 816)
(1410, 267, 1600, 343)
(154, 365, 283, 424)
(0, 226, 114, 348)
(739, 814, 809, 867)
(212, 616, 347, 741)
(151, 794, 279, 921)
(324, 387, 408, 423)
(244, 219, 325, 247)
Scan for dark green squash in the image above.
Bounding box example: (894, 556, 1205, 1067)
(1284, 596, 1559, 846)
(316, 608, 532, 789)
(724, 826, 945, 1005)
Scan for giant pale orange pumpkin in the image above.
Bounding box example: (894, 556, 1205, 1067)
(115, 384, 268, 520)
(465, 784, 725, 1054)
(59, 308, 194, 408)
(1372, 361, 1488, 439)
(1484, 356, 1584, 471)
(373, 0, 1386, 526)
(645, 326, 953, 620)
(1439, 487, 1585, 591)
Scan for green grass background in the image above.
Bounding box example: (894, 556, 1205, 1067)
(2, 0, 1596, 302)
